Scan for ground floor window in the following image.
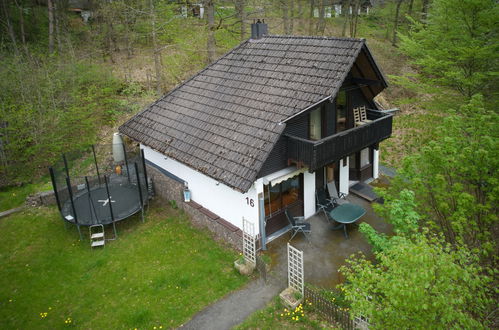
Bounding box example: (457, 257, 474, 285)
(264, 174, 302, 217)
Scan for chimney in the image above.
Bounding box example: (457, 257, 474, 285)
(250, 19, 268, 40)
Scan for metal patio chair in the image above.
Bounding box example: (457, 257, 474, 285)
(285, 208, 311, 243)
(316, 187, 334, 216)
(327, 181, 349, 207)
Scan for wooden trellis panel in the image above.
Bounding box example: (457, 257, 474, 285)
(242, 218, 256, 265)
(287, 243, 303, 295)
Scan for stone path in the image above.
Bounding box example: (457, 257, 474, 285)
(179, 270, 285, 330)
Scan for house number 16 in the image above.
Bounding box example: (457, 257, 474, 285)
(246, 197, 254, 207)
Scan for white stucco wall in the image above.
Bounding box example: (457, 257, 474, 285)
(142, 146, 260, 235)
(373, 148, 379, 179)
(339, 157, 349, 195)
(303, 171, 316, 218)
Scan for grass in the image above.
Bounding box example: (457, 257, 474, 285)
(235, 297, 338, 330)
(0, 201, 247, 328)
(0, 181, 52, 212)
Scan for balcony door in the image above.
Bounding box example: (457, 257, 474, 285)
(349, 147, 373, 181)
(336, 90, 349, 132)
(309, 107, 322, 140)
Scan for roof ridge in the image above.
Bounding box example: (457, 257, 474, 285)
(262, 34, 364, 42)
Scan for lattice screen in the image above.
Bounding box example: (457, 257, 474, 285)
(287, 243, 304, 295)
(242, 218, 256, 265)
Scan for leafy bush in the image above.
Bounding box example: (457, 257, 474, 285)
(0, 56, 122, 185)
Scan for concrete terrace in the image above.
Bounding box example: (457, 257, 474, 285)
(266, 194, 392, 289)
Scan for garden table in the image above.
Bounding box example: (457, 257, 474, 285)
(328, 203, 366, 238)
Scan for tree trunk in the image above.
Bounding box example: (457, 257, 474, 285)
(350, 0, 360, 37)
(48, 0, 55, 53)
(150, 0, 162, 95)
(1, 0, 19, 56)
(234, 0, 246, 41)
(289, 0, 294, 34)
(205, 0, 216, 64)
(392, 0, 403, 46)
(13, 0, 29, 56)
(308, 0, 315, 35)
(408, 0, 414, 17)
(297, 0, 303, 30)
(316, 0, 325, 35)
(282, 0, 290, 34)
(341, 0, 351, 37)
(54, 0, 62, 53)
(421, 0, 429, 22)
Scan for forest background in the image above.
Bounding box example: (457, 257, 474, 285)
(0, 0, 497, 327)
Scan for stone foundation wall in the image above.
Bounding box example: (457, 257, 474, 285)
(26, 190, 57, 207)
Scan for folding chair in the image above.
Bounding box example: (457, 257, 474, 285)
(285, 208, 311, 243)
(327, 181, 349, 206)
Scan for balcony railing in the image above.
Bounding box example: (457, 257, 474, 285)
(285, 110, 393, 171)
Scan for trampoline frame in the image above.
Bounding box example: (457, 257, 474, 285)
(49, 145, 150, 240)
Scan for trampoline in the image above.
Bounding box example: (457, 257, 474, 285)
(61, 182, 143, 226)
(49, 138, 150, 239)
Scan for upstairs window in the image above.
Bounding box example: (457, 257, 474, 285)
(336, 91, 347, 132)
(309, 107, 322, 140)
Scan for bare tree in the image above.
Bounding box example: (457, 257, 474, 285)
(308, 0, 315, 35)
(316, 0, 325, 34)
(48, 0, 55, 53)
(150, 0, 162, 95)
(54, 0, 62, 52)
(408, 0, 414, 17)
(341, 0, 351, 36)
(421, 0, 430, 22)
(350, 0, 360, 37)
(282, 0, 291, 34)
(205, 0, 216, 63)
(1, 0, 20, 56)
(392, 0, 404, 46)
(234, 0, 246, 41)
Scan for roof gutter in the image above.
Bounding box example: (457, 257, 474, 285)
(280, 95, 332, 124)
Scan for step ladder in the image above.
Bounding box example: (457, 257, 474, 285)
(89, 225, 105, 248)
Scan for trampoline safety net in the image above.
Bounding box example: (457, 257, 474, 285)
(49, 142, 149, 227)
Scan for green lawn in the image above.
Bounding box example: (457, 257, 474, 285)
(0, 202, 247, 329)
(0, 181, 52, 212)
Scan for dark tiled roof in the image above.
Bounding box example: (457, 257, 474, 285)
(120, 35, 366, 192)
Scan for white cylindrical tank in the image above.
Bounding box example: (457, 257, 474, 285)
(112, 133, 125, 163)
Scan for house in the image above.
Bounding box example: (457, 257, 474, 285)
(119, 21, 392, 248)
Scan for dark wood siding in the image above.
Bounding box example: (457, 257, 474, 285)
(350, 88, 373, 109)
(257, 112, 309, 178)
(257, 138, 287, 178)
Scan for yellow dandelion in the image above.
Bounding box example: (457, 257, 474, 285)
(8, 299, 12, 302)
(280, 313, 284, 317)
(160, 326, 163, 329)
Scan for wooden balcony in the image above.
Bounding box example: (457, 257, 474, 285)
(286, 110, 393, 171)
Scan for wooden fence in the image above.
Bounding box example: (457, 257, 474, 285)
(304, 286, 355, 329)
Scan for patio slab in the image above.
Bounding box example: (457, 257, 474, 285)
(266, 194, 392, 289)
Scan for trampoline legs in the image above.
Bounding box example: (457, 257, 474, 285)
(76, 225, 83, 241)
(112, 222, 118, 239)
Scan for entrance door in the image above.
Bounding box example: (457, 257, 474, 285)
(264, 174, 304, 237)
(349, 147, 373, 181)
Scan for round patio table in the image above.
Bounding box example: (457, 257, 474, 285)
(328, 203, 366, 238)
